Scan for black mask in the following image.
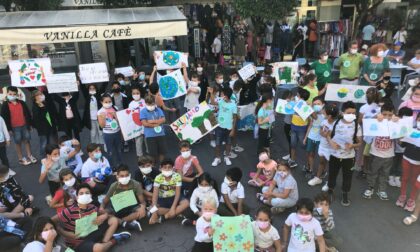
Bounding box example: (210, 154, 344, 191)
(383, 76, 391, 81)
(112, 88, 120, 93)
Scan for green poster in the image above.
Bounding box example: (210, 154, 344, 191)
(75, 212, 98, 238)
(211, 215, 254, 251)
(110, 190, 137, 213)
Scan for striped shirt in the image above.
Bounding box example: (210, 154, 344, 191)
(312, 209, 335, 232)
(58, 203, 98, 248)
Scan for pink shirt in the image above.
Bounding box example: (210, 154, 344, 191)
(256, 160, 277, 180)
(174, 155, 200, 177)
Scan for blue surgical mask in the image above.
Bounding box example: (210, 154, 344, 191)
(139, 74, 145, 80)
(93, 152, 102, 160)
(7, 95, 16, 101)
(313, 105, 323, 112)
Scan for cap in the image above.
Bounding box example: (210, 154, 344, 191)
(394, 41, 402, 46)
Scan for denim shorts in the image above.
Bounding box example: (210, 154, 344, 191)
(158, 196, 175, 209)
(290, 129, 305, 149)
(215, 127, 232, 146)
(12, 126, 31, 144)
(306, 139, 320, 153)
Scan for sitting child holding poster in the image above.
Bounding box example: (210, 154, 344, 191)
(100, 164, 146, 232)
(191, 197, 218, 252)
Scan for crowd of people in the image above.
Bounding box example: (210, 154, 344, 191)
(0, 33, 419, 252)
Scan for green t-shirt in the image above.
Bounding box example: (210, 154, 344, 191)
(106, 180, 143, 199)
(360, 57, 389, 86)
(153, 173, 182, 198)
(337, 52, 364, 80)
(311, 59, 332, 86)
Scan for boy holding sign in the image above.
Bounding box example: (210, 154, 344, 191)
(100, 164, 146, 232)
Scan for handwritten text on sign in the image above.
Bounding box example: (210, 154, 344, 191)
(46, 73, 78, 94)
(79, 62, 109, 84)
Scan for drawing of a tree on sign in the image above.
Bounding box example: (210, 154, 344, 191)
(280, 67, 292, 83)
(176, 132, 193, 144)
(191, 109, 217, 135)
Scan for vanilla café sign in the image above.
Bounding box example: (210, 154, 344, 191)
(44, 26, 132, 42)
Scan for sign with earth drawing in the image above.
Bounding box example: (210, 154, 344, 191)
(170, 102, 219, 144)
(325, 84, 370, 103)
(157, 69, 187, 100)
(154, 50, 189, 70)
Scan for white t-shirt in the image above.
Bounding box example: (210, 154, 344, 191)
(370, 136, 395, 158)
(194, 216, 214, 243)
(285, 213, 324, 252)
(90, 96, 98, 120)
(408, 57, 420, 71)
(393, 30, 407, 43)
(273, 172, 299, 203)
(81, 157, 110, 178)
(184, 84, 201, 110)
(23, 241, 61, 252)
(189, 187, 219, 214)
(97, 107, 120, 134)
(220, 182, 245, 204)
(308, 113, 325, 142)
(319, 119, 334, 150)
(359, 103, 380, 119)
(331, 120, 362, 159)
(362, 25, 375, 41)
(252, 221, 280, 249)
(128, 99, 146, 111)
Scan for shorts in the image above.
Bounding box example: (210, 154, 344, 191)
(146, 136, 167, 158)
(290, 129, 305, 149)
(157, 196, 175, 209)
(306, 139, 320, 153)
(12, 126, 30, 144)
(113, 205, 139, 219)
(215, 127, 232, 146)
(318, 146, 331, 161)
(74, 223, 109, 252)
(164, 98, 182, 110)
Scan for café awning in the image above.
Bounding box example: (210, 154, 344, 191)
(0, 6, 187, 45)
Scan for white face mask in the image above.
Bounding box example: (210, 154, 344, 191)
(198, 185, 211, 193)
(190, 81, 198, 87)
(64, 177, 76, 187)
(197, 67, 203, 73)
(146, 105, 155, 111)
(102, 103, 112, 109)
(224, 176, 233, 186)
(89, 90, 96, 95)
(181, 150, 191, 159)
(322, 55, 328, 61)
(162, 170, 173, 177)
(377, 50, 386, 57)
(118, 175, 131, 185)
(39, 95, 46, 102)
(216, 79, 224, 84)
(77, 194, 92, 205)
(140, 166, 152, 175)
(41, 230, 51, 241)
(343, 113, 356, 122)
(350, 48, 358, 54)
(51, 156, 60, 162)
(132, 94, 141, 101)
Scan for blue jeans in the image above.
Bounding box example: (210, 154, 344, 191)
(103, 132, 122, 169)
(39, 131, 57, 158)
(290, 129, 305, 149)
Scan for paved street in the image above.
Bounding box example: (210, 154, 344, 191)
(7, 112, 420, 252)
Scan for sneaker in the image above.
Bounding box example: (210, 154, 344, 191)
(211, 158, 221, 167)
(308, 177, 323, 186)
(404, 199, 415, 212)
(227, 151, 238, 159)
(363, 188, 374, 199)
(302, 165, 311, 173)
(351, 165, 362, 172)
(224, 157, 232, 166)
(341, 192, 351, 206)
(181, 218, 194, 226)
(282, 154, 290, 161)
(29, 156, 37, 164)
(233, 145, 244, 152)
(326, 247, 338, 252)
(126, 220, 142, 231)
(271, 206, 285, 214)
(210, 140, 216, 148)
(376, 191, 389, 201)
(112, 231, 131, 244)
(288, 159, 298, 168)
(403, 214, 418, 225)
(322, 183, 329, 192)
(256, 193, 265, 202)
(396, 195, 407, 208)
(394, 177, 401, 187)
(45, 195, 52, 205)
(388, 176, 396, 187)
(248, 179, 259, 187)
(19, 158, 31, 166)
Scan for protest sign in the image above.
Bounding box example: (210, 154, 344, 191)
(363, 119, 390, 137)
(154, 50, 188, 70)
(8, 58, 52, 87)
(238, 64, 256, 80)
(75, 212, 98, 238)
(170, 102, 219, 144)
(211, 215, 254, 252)
(293, 100, 314, 121)
(116, 107, 144, 141)
(402, 129, 420, 147)
(115, 66, 134, 77)
(388, 117, 414, 139)
(270, 62, 298, 84)
(79, 62, 109, 84)
(325, 84, 370, 103)
(46, 73, 78, 94)
(237, 103, 256, 131)
(275, 99, 296, 114)
(110, 190, 137, 212)
(157, 69, 187, 100)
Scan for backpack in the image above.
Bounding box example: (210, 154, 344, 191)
(330, 116, 359, 144)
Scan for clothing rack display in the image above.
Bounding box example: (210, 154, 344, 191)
(318, 19, 352, 58)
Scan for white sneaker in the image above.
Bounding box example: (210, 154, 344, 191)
(308, 177, 323, 186)
(233, 145, 244, 152)
(394, 177, 401, 187)
(210, 140, 216, 148)
(224, 157, 232, 165)
(388, 176, 396, 187)
(282, 154, 290, 161)
(212, 158, 221, 167)
(228, 152, 238, 159)
(322, 182, 329, 192)
(363, 188, 374, 199)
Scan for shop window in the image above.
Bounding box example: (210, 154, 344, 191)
(307, 10, 316, 19)
(308, 0, 317, 7)
(0, 45, 29, 69)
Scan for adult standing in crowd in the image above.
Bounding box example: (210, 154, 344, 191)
(360, 43, 390, 86)
(362, 22, 376, 46)
(311, 49, 332, 91)
(337, 41, 364, 85)
(393, 26, 408, 47)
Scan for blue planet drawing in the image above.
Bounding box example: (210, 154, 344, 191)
(369, 124, 378, 131)
(410, 130, 420, 138)
(163, 51, 180, 66)
(159, 76, 178, 99)
(285, 101, 296, 114)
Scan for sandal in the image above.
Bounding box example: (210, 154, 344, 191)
(403, 214, 418, 225)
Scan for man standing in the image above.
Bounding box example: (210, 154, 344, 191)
(337, 41, 364, 85)
(362, 22, 376, 46)
(393, 26, 408, 48)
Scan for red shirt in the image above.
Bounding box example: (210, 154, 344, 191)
(8, 101, 26, 127)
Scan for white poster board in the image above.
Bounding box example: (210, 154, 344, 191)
(325, 84, 370, 103)
(157, 69, 187, 100)
(8, 58, 52, 87)
(402, 130, 420, 147)
(46, 73, 78, 94)
(275, 99, 296, 115)
(154, 50, 189, 70)
(170, 102, 219, 144)
(79, 62, 109, 84)
(237, 103, 256, 131)
(116, 108, 144, 141)
(362, 119, 390, 137)
(238, 64, 256, 80)
(270, 62, 299, 84)
(115, 66, 134, 77)
(293, 100, 314, 121)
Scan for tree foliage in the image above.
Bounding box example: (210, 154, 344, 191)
(0, 0, 63, 11)
(234, 0, 298, 21)
(352, 0, 384, 39)
(96, 0, 152, 8)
